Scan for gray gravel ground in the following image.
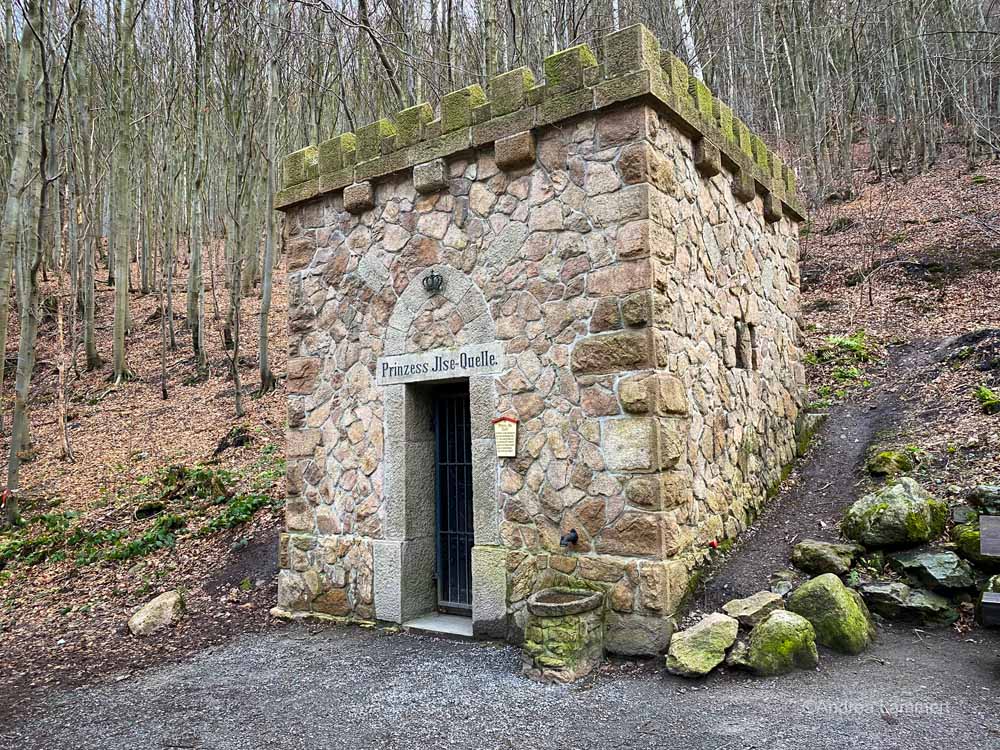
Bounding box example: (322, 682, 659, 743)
(3, 620, 999, 750)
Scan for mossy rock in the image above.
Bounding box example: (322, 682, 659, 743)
(787, 573, 875, 654)
(866, 450, 914, 477)
(952, 520, 1000, 572)
(841, 478, 948, 549)
(791, 539, 864, 575)
(665, 613, 739, 677)
(976, 575, 1000, 624)
(733, 610, 819, 676)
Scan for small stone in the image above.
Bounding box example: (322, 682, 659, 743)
(976, 575, 1000, 624)
(786, 573, 875, 655)
(857, 581, 958, 626)
(128, 590, 184, 636)
(769, 570, 797, 597)
(791, 539, 864, 575)
(721, 591, 784, 628)
(866, 449, 914, 477)
(665, 612, 739, 677)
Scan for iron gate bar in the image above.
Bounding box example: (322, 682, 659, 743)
(433, 385, 474, 614)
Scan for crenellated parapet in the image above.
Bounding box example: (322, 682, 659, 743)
(276, 23, 805, 221)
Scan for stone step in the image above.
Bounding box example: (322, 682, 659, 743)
(403, 613, 475, 641)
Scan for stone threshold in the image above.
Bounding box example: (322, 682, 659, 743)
(402, 613, 475, 641)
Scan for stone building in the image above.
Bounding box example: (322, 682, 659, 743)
(274, 23, 806, 654)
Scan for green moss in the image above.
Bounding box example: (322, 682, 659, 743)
(787, 574, 874, 655)
(440, 85, 488, 133)
(282, 145, 318, 188)
(604, 23, 661, 77)
(318, 133, 357, 174)
(687, 77, 714, 119)
(355, 118, 397, 162)
(488, 67, 536, 116)
(866, 450, 914, 477)
(393, 103, 433, 147)
(543, 44, 598, 96)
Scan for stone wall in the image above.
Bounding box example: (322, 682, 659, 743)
(276, 23, 804, 653)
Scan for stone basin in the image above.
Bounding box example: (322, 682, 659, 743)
(527, 588, 603, 617)
(522, 588, 605, 683)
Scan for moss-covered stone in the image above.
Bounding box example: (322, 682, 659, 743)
(488, 67, 536, 116)
(866, 450, 915, 477)
(274, 177, 319, 210)
(841, 478, 948, 549)
(687, 77, 714, 120)
(787, 573, 875, 654)
(282, 145, 318, 188)
(976, 574, 1000, 623)
(736, 610, 819, 676)
(952, 519, 1000, 571)
(441, 85, 487, 133)
(318, 133, 357, 174)
(665, 612, 739, 677)
(791, 539, 863, 576)
(543, 44, 598, 96)
(604, 23, 661, 77)
(662, 53, 690, 103)
(355, 118, 397, 162)
(393, 103, 434, 147)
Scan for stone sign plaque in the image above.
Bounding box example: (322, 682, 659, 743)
(376, 342, 505, 386)
(492, 417, 518, 457)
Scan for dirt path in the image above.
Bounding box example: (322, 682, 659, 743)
(693, 341, 939, 613)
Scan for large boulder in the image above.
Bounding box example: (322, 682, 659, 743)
(841, 478, 948, 549)
(969, 485, 1000, 516)
(787, 573, 875, 654)
(730, 610, 819, 676)
(888, 549, 976, 592)
(128, 590, 185, 636)
(722, 591, 784, 628)
(857, 581, 958, 625)
(791, 539, 864, 575)
(866, 450, 914, 477)
(665, 613, 739, 677)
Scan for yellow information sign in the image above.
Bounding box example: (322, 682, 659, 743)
(492, 416, 518, 458)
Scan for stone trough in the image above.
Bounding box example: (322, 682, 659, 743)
(522, 588, 605, 683)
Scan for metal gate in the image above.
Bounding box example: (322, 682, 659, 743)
(432, 386, 474, 614)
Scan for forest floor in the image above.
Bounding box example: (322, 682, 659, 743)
(1, 151, 999, 724)
(0, 246, 290, 709)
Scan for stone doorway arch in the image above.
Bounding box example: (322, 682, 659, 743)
(373, 266, 508, 638)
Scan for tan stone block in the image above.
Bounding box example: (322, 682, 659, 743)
(495, 131, 537, 170)
(578, 555, 625, 582)
(549, 555, 578, 574)
(312, 587, 351, 617)
(639, 559, 689, 613)
(621, 290, 651, 327)
(604, 417, 661, 472)
(596, 104, 649, 148)
(586, 259, 650, 296)
(659, 471, 693, 510)
(344, 182, 374, 213)
(278, 533, 290, 569)
(618, 142, 674, 193)
(652, 374, 688, 415)
(609, 579, 635, 612)
(589, 297, 622, 332)
(657, 418, 687, 469)
(285, 498, 314, 532)
(286, 357, 321, 395)
(595, 512, 662, 556)
(287, 428, 321, 458)
(618, 377, 650, 414)
(570, 331, 652, 375)
(693, 137, 721, 177)
(625, 477, 659, 509)
(286, 236, 314, 272)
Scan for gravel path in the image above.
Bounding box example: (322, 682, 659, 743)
(4, 621, 999, 750)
